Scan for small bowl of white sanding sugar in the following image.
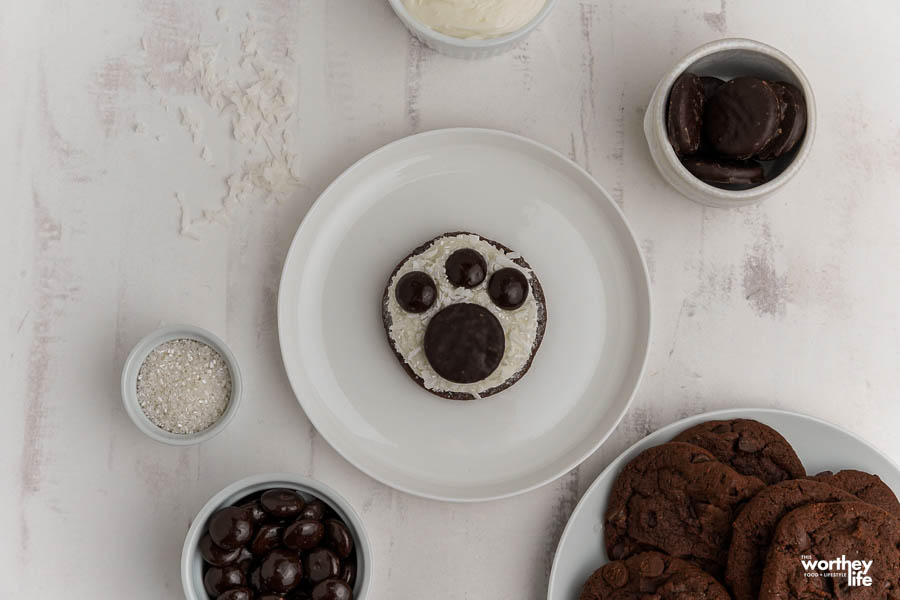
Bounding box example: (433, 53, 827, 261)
(121, 325, 242, 445)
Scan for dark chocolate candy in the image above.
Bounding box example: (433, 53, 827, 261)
(217, 588, 253, 600)
(311, 579, 353, 600)
(757, 82, 807, 160)
(681, 156, 765, 185)
(700, 76, 725, 99)
(488, 268, 529, 310)
(260, 549, 304, 594)
(423, 303, 505, 384)
(395, 271, 437, 313)
(305, 547, 341, 583)
(204, 565, 246, 597)
(200, 533, 242, 567)
(251, 524, 285, 556)
(209, 506, 254, 550)
(666, 72, 706, 156)
(705, 77, 781, 159)
(323, 519, 354, 559)
(298, 499, 329, 521)
(241, 499, 269, 526)
(445, 249, 487, 288)
(260, 489, 305, 519)
(339, 559, 356, 588)
(283, 519, 325, 551)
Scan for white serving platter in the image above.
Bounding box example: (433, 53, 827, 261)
(548, 408, 900, 599)
(278, 128, 651, 502)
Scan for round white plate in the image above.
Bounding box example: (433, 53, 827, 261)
(278, 128, 651, 502)
(548, 408, 900, 599)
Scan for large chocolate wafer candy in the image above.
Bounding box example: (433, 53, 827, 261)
(666, 73, 706, 156)
(757, 81, 807, 160)
(705, 77, 781, 159)
(681, 156, 764, 185)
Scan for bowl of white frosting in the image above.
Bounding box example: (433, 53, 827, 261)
(389, 0, 557, 58)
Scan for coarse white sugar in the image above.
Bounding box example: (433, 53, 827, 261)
(136, 338, 232, 434)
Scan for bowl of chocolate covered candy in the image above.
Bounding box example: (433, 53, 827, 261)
(182, 474, 370, 600)
(644, 38, 816, 208)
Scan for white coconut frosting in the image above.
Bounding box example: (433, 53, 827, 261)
(386, 233, 540, 398)
(401, 0, 546, 40)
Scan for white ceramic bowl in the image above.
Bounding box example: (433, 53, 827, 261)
(121, 324, 242, 446)
(644, 38, 816, 208)
(387, 0, 558, 59)
(181, 473, 372, 600)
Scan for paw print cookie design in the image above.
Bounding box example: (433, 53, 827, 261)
(382, 232, 547, 400)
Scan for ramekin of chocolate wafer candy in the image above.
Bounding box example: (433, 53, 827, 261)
(644, 38, 816, 208)
(182, 474, 371, 600)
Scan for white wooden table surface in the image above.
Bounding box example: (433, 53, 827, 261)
(3, 0, 900, 597)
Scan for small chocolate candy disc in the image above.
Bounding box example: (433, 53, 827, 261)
(323, 519, 354, 559)
(340, 559, 356, 587)
(424, 304, 505, 384)
(298, 499, 329, 521)
(240, 499, 269, 526)
(283, 519, 325, 551)
(681, 157, 765, 185)
(757, 82, 807, 160)
(395, 271, 437, 313)
(200, 533, 242, 567)
(705, 77, 781, 159)
(311, 579, 353, 600)
(666, 72, 706, 156)
(260, 489, 305, 519)
(204, 565, 246, 597)
(250, 524, 284, 556)
(488, 268, 529, 310)
(217, 588, 253, 600)
(209, 506, 254, 550)
(445, 249, 487, 288)
(305, 547, 341, 583)
(260, 549, 303, 594)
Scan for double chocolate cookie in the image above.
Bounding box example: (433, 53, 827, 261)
(580, 551, 730, 600)
(604, 442, 766, 577)
(811, 469, 900, 519)
(726, 479, 858, 600)
(759, 501, 900, 600)
(382, 232, 547, 400)
(673, 418, 806, 485)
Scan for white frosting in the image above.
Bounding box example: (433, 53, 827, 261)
(386, 234, 540, 398)
(401, 0, 546, 40)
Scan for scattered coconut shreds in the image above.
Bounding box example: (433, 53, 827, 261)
(147, 11, 301, 238)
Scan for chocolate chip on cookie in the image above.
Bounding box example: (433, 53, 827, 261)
(579, 551, 731, 600)
(811, 469, 900, 519)
(673, 419, 806, 485)
(604, 442, 765, 577)
(726, 479, 858, 600)
(759, 501, 900, 600)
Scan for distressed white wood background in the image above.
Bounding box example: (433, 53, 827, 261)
(3, 0, 900, 597)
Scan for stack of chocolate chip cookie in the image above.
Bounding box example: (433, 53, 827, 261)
(580, 418, 900, 600)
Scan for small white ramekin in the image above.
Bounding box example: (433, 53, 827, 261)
(182, 473, 372, 600)
(644, 38, 816, 208)
(121, 324, 243, 446)
(387, 0, 558, 59)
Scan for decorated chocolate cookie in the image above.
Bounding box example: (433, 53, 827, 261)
(604, 442, 766, 577)
(382, 232, 547, 400)
(579, 551, 730, 600)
